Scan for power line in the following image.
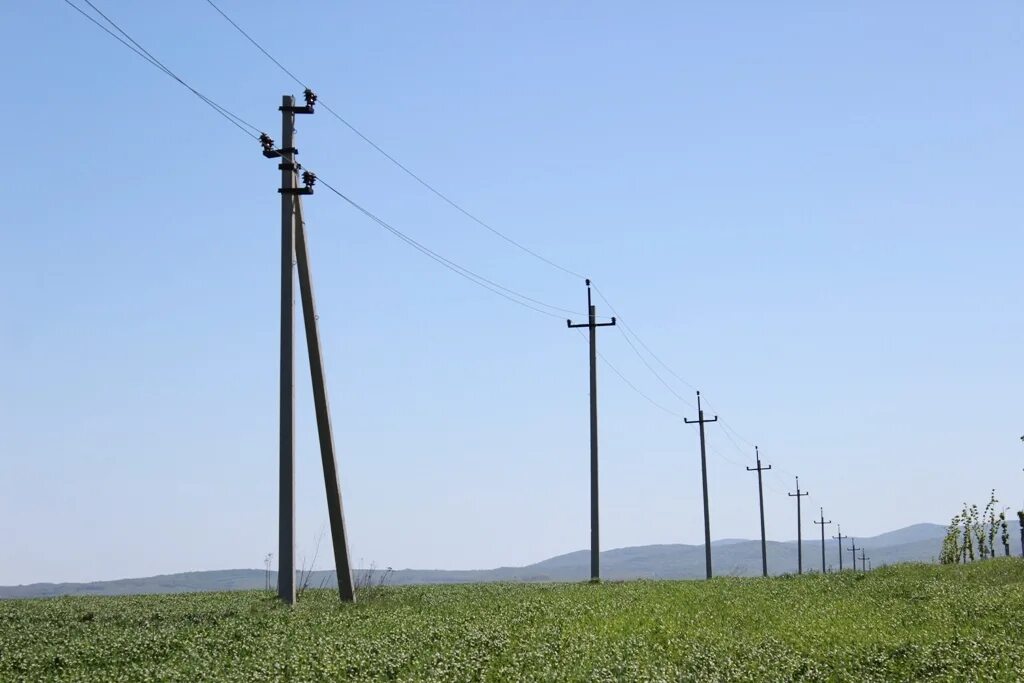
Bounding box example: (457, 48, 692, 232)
(203, 0, 822, 492)
(317, 177, 592, 320)
(203, 0, 586, 280)
(69, 0, 846, 525)
(591, 284, 700, 399)
(574, 330, 684, 420)
(64, 0, 261, 139)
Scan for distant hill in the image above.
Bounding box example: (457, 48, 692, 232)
(0, 523, 948, 599)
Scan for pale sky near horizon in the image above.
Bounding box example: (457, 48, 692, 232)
(1, 1, 1021, 585)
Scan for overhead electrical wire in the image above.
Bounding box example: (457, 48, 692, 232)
(571, 330, 685, 420)
(201, 0, 796, 470)
(202, 0, 587, 281)
(64, 0, 261, 139)
(60, 0, 589, 322)
(317, 177, 595, 320)
(67, 0, 846, 529)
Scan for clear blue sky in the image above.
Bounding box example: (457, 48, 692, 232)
(1, 1, 1021, 585)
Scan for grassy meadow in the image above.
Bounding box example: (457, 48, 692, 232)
(2, 559, 1023, 681)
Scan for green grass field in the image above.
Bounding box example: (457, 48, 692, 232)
(2, 560, 1023, 681)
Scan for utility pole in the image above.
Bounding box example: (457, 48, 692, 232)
(813, 508, 831, 574)
(848, 538, 859, 572)
(685, 391, 718, 579)
(859, 548, 869, 572)
(273, 93, 298, 606)
(788, 476, 809, 574)
(566, 279, 615, 582)
(262, 90, 356, 603)
(746, 446, 771, 577)
(832, 525, 847, 572)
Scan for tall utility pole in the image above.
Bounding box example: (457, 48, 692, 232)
(832, 525, 847, 572)
(263, 91, 356, 604)
(746, 446, 772, 577)
(685, 391, 718, 579)
(566, 279, 616, 582)
(813, 507, 831, 574)
(788, 477, 809, 574)
(859, 549, 869, 572)
(848, 538, 859, 572)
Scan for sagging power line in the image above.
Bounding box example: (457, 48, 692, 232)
(63, 0, 261, 138)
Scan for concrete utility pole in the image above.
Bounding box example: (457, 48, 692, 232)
(848, 538, 859, 573)
(275, 95, 297, 605)
(859, 549, 869, 572)
(685, 391, 718, 579)
(788, 477, 809, 574)
(263, 91, 355, 603)
(813, 508, 831, 574)
(566, 279, 616, 582)
(746, 446, 772, 577)
(832, 525, 847, 572)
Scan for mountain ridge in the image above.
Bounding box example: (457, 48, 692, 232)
(1, 523, 948, 599)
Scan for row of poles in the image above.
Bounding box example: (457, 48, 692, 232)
(268, 93, 872, 605)
(570, 280, 869, 581)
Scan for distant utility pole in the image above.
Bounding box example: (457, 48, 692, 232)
(746, 446, 772, 577)
(566, 279, 616, 582)
(813, 508, 831, 574)
(264, 91, 355, 604)
(685, 391, 718, 579)
(859, 549, 869, 572)
(788, 477, 809, 574)
(848, 538, 859, 573)
(832, 525, 847, 572)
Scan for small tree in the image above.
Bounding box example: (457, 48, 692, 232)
(983, 491, 998, 559)
(963, 503, 977, 562)
(999, 510, 1010, 557)
(942, 492, 1009, 564)
(1018, 510, 1024, 558)
(940, 512, 963, 565)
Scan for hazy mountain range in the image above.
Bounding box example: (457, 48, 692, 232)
(1, 523, 948, 600)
